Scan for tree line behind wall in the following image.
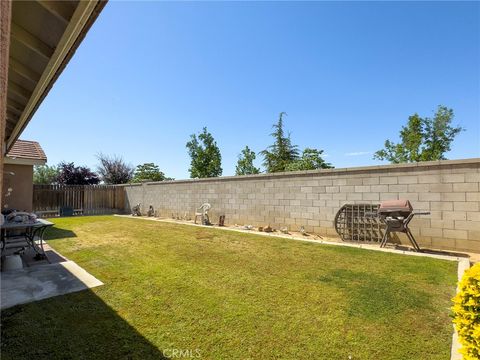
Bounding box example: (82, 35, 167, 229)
(185, 105, 462, 178)
(34, 158, 172, 186)
(34, 105, 463, 184)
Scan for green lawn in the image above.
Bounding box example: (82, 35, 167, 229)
(1, 216, 457, 359)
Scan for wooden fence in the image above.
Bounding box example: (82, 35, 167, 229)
(33, 185, 125, 217)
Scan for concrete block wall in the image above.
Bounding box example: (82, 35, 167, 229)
(122, 159, 480, 253)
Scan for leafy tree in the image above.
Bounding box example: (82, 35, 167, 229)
(236, 146, 260, 175)
(186, 127, 222, 178)
(374, 106, 463, 163)
(96, 153, 134, 184)
(33, 165, 59, 185)
(131, 163, 170, 183)
(261, 112, 299, 173)
(422, 107, 464, 160)
(285, 148, 333, 171)
(56, 162, 100, 185)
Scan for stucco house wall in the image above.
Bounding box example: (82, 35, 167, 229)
(3, 163, 33, 212)
(2, 140, 47, 212)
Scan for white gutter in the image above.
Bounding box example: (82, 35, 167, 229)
(4, 157, 46, 166)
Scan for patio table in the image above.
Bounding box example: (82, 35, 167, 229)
(1, 219, 53, 262)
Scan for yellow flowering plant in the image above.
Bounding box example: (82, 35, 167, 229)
(452, 262, 480, 360)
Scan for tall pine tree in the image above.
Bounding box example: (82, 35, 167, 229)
(261, 112, 299, 172)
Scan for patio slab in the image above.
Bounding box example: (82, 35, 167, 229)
(1, 260, 103, 310)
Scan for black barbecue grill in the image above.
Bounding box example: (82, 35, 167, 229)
(334, 199, 430, 251)
(377, 199, 429, 251)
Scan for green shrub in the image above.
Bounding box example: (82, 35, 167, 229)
(452, 262, 480, 360)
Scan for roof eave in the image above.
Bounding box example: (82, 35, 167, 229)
(6, 0, 107, 151)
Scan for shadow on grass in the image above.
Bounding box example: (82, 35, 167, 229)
(44, 226, 77, 241)
(394, 245, 470, 258)
(1, 288, 169, 360)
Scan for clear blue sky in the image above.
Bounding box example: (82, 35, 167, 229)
(22, 1, 480, 179)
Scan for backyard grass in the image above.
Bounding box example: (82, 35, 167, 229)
(1, 216, 457, 359)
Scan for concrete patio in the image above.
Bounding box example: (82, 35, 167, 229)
(1, 244, 103, 310)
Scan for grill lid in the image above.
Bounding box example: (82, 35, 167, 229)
(378, 199, 413, 214)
